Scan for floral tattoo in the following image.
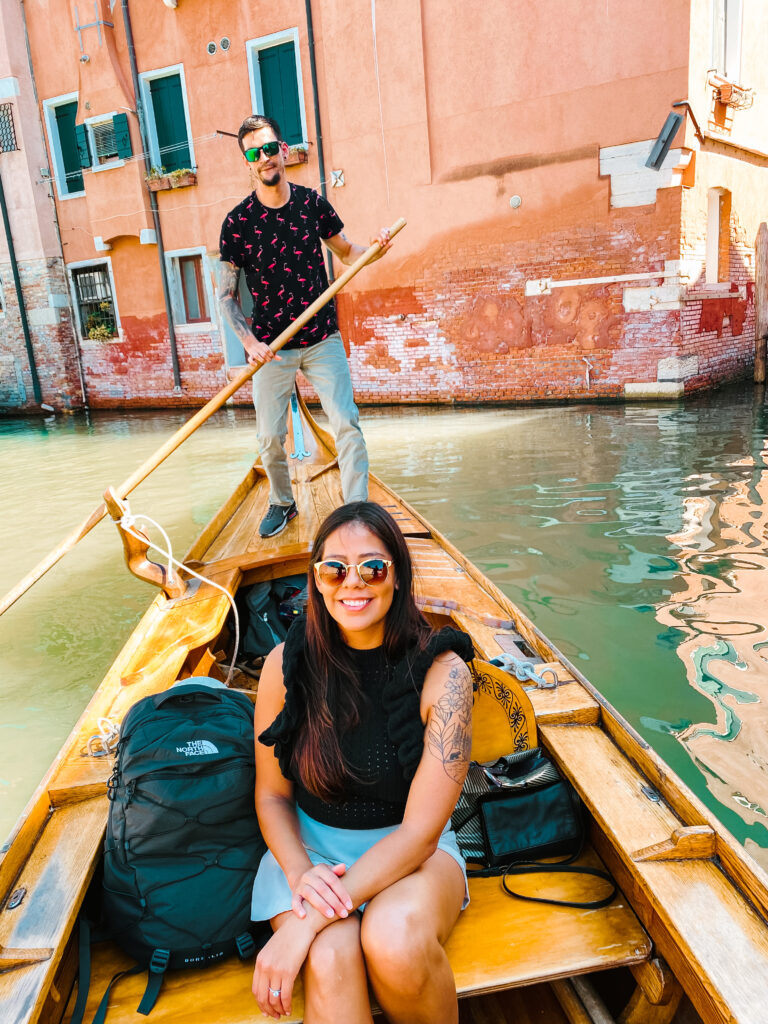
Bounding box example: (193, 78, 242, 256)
(427, 660, 473, 783)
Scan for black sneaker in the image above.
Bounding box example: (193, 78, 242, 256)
(259, 501, 298, 538)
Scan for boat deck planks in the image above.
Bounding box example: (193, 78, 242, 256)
(0, 798, 105, 1024)
(60, 848, 649, 1024)
(543, 723, 768, 1024)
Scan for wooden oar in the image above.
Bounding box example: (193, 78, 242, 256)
(0, 217, 406, 617)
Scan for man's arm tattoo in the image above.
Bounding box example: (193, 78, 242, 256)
(427, 661, 473, 783)
(218, 263, 252, 343)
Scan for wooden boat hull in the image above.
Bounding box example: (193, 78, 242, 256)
(2, 395, 767, 1024)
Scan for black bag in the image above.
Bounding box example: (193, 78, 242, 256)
(452, 747, 617, 909)
(73, 680, 268, 1023)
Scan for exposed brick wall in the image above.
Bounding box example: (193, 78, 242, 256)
(81, 318, 227, 408)
(0, 257, 83, 411)
(339, 193, 686, 404)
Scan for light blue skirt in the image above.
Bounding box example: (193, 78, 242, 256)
(252, 806, 469, 921)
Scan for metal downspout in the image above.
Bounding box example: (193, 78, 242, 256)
(120, 0, 182, 390)
(304, 0, 334, 282)
(0, 168, 43, 405)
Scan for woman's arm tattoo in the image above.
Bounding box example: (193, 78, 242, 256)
(427, 661, 473, 783)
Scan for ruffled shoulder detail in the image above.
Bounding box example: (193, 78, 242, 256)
(382, 627, 474, 781)
(256, 617, 307, 779)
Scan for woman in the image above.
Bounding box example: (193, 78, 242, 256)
(251, 501, 474, 1022)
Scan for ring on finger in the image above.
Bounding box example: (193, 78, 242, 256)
(269, 987, 281, 999)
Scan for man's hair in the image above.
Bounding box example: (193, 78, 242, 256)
(237, 115, 283, 152)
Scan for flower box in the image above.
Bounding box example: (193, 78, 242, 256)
(169, 171, 198, 189)
(284, 147, 308, 167)
(147, 176, 171, 192)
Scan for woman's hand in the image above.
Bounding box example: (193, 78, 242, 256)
(291, 861, 353, 921)
(252, 916, 314, 1019)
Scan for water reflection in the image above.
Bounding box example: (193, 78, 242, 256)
(1, 384, 768, 867)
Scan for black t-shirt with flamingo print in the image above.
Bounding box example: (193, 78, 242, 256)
(219, 184, 344, 350)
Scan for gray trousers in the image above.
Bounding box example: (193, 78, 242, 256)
(251, 333, 369, 505)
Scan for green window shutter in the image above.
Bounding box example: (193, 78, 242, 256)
(259, 42, 303, 146)
(113, 113, 133, 159)
(149, 74, 191, 171)
(55, 101, 84, 193)
(74, 123, 91, 168)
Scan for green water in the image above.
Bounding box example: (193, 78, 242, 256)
(1, 384, 767, 867)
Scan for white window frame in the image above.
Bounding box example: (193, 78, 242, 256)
(42, 91, 85, 200)
(705, 188, 725, 285)
(85, 111, 124, 172)
(164, 246, 216, 329)
(246, 28, 308, 146)
(712, 0, 743, 81)
(67, 257, 121, 340)
(138, 64, 195, 171)
(0, 269, 5, 316)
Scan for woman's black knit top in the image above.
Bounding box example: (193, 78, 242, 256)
(258, 620, 474, 829)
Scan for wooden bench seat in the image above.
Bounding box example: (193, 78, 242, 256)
(62, 847, 649, 1024)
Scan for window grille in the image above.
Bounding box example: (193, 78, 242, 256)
(91, 120, 118, 164)
(0, 103, 18, 153)
(72, 266, 117, 339)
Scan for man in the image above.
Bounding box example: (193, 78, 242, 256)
(219, 114, 390, 537)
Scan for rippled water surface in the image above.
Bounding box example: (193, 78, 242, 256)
(2, 384, 767, 866)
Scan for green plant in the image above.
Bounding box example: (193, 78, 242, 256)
(145, 166, 167, 182)
(168, 167, 195, 183)
(85, 302, 117, 340)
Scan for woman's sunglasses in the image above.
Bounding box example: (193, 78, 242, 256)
(314, 558, 393, 588)
(244, 141, 281, 162)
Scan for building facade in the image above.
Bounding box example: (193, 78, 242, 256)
(7, 0, 768, 410)
(0, 0, 84, 411)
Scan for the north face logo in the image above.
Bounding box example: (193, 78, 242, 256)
(176, 740, 219, 756)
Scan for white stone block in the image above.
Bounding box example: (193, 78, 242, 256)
(599, 139, 690, 209)
(624, 381, 684, 399)
(657, 356, 699, 382)
(28, 307, 60, 326)
(49, 293, 70, 308)
(0, 78, 20, 98)
(94, 236, 112, 252)
(140, 229, 157, 245)
(623, 285, 685, 312)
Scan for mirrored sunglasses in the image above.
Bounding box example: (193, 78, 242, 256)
(244, 141, 281, 162)
(314, 558, 393, 588)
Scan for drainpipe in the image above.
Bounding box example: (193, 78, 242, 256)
(304, 0, 334, 283)
(0, 168, 43, 405)
(120, 0, 182, 389)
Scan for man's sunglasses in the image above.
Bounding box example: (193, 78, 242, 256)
(314, 558, 393, 588)
(244, 141, 282, 162)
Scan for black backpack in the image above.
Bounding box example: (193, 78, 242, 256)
(73, 680, 267, 1022)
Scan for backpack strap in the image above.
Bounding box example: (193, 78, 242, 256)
(501, 861, 618, 909)
(136, 949, 170, 1016)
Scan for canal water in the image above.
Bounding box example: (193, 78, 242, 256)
(1, 382, 767, 869)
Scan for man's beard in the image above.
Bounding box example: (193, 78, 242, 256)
(261, 170, 281, 187)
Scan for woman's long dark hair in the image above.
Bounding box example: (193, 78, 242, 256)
(292, 501, 431, 801)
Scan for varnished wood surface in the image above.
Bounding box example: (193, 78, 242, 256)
(543, 724, 768, 1024)
(60, 847, 648, 1024)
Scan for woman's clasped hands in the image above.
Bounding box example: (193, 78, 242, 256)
(252, 862, 354, 1019)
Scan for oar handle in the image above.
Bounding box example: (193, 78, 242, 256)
(0, 218, 407, 618)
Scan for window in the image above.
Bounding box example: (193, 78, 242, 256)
(247, 30, 307, 146)
(73, 113, 133, 173)
(139, 66, 194, 172)
(69, 263, 119, 339)
(166, 250, 214, 326)
(712, 0, 743, 80)
(42, 93, 85, 198)
(705, 188, 731, 284)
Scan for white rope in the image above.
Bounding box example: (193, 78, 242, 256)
(119, 504, 240, 686)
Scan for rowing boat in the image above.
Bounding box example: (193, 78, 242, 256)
(2, 393, 767, 1024)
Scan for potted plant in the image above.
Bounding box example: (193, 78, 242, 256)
(168, 167, 198, 188)
(284, 145, 308, 167)
(146, 166, 171, 192)
(86, 302, 117, 341)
